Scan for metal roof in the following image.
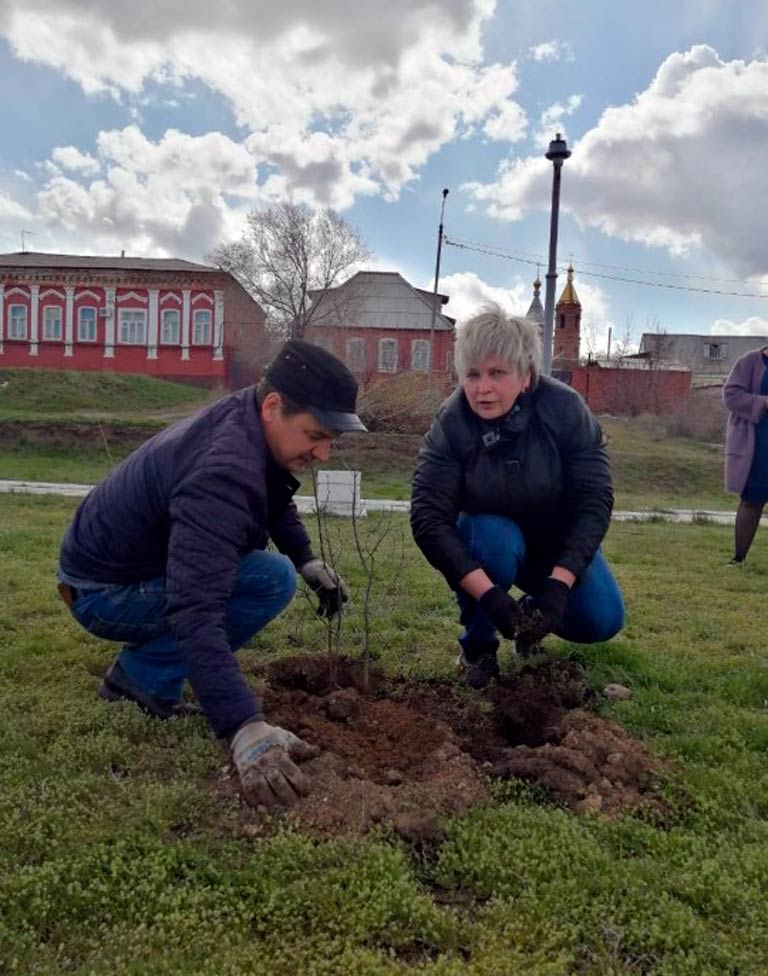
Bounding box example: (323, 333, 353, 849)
(310, 271, 455, 331)
(0, 252, 218, 273)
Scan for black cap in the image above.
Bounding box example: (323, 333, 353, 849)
(263, 339, 368, 433)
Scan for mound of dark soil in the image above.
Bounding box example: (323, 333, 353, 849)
(219, 654, 665, 837)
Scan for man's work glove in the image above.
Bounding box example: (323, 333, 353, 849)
(516, 578, 571, 651)
(478, 585, 524, 640)
(299, 558, 349, 618)
(231, 720, 319, 809)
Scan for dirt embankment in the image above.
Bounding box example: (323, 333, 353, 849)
(0, 419, 158, 449)
(218, 654, 669, 840)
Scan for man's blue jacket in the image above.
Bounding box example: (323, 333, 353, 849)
(59, 387, 314, 738)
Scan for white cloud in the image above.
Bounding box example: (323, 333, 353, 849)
(0, 192, 32, 220)
(529, 40, 573, 63)
(0, 0, 523, 211)
(33, 126, 259, 259)
(534, 94, 582, 149)
(437, 270, 529, 322)
(51, 146, 101, 176)
(464, 45, 768, 278)
(712, 315, 768, 336)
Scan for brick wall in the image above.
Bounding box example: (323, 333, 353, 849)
(569, 365, 692, 414)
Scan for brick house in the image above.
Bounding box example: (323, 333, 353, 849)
(304, 271, 455, 381)
(0, 252, 267, 388)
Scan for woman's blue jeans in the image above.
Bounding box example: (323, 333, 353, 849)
(71, 550, 296, 702)
(455, 513, 624, 655)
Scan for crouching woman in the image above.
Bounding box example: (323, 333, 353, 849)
(410, 305, 624, 688)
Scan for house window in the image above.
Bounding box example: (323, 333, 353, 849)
(558, 314, 566, 330)
(346, 337, 365, 372)
(43, 306, 63, 341)
(703, 342, 727, 361)
(161, 308, 180, 345)
(411, 339, 431, 372)
(78, 307, 97, 342)
(378, 338, 397, 373)
(192, 309, 212, 345)
(445, 349, 455, 374)
(119, 309, 147, 344)
(314, 335, 334, 354)
(8, 304, 28, 339)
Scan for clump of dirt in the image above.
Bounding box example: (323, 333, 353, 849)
(220, 654, 667, 838)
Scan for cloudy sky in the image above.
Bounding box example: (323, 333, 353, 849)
(1, 0, 767, 349)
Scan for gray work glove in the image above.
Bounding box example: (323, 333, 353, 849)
(299, 558, 349, 618)
(231, 720, 318, 809)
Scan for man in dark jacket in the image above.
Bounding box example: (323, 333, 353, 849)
(411, 305, 624, 689)
(58, 339, 366, 809)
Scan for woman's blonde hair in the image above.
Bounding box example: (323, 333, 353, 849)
(454, 303, 542, 386)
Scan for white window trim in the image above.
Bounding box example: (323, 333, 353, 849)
(42, 304, 63, 341)
(192, 308, 212, 346)
(161, 308, 181, 345)
(378, 337, 398, 373)
(78, 306, 98, 343)
(118, 308, 148, 345)
(410, 338, 431, 372)
(346, 337, 366, 372)
(8, 304, 28, 340)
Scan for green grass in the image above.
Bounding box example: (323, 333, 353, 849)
(0, 418, 732, 514)
(0, 367, 732, 508)
(0, 366, 213, 421)
(1, 495, 768, 973)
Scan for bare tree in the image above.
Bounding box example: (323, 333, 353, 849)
(209, 202, 371, 338)
(609, 314, 637, 368)
(349, 480, 397, 693)
(309, 469, 344, 686)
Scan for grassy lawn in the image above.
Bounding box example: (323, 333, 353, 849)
(1, 494, 767, 974)
(0, 367, 213, 422)
(0, 420, 732, 513)
(0, 367, 733, 511)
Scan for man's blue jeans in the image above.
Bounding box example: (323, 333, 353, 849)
(71, 550, 296, 702)
(455, 512, 624, 654)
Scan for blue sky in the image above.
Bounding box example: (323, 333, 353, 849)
(1, 0, 767, 350)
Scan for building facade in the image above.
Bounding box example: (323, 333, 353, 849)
(304, 271, 455, 381)
(552, 264, 581, 370)
(639, 332, 768, 386)
(0, 252, 266, 387)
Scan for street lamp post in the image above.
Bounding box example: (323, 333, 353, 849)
(542, 133, 571, 375)
(429, 187, 449, 374)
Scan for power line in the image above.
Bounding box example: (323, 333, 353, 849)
(445, 236, 765, 287)
(444, 238, 768, 300)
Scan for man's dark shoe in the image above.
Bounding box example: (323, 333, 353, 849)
(99, 659, 203, 719)
(457, 646, 500, 690)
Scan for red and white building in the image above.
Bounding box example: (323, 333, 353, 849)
(305, 271, 455, 381)
(0, 252, 266, 387)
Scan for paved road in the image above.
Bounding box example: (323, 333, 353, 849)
(0, 477, 755, 526)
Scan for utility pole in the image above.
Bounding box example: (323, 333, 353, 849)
(429, 188, 449, 375)
(542, 133, 570, 375)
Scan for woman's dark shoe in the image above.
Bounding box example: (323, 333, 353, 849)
(457, 646, 500, 690)
(98, 659, 203, 719)
(726, 556, 745, 568)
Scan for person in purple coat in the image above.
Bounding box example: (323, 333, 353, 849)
(57, 340, 367, 809)
(723, 345, 768, 564)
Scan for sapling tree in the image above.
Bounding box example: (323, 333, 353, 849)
(309, 468, 344, 686)
(348, 474, 397, 693)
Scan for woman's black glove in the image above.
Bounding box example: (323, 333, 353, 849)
(478, 585, 523, 640)
(517, 578, 571, 648)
